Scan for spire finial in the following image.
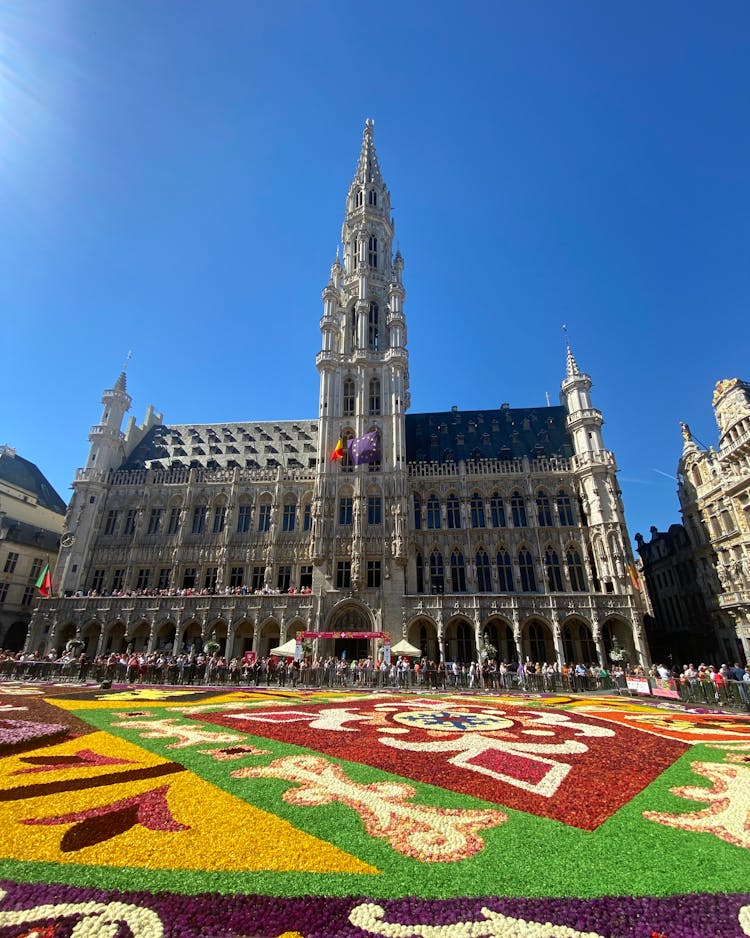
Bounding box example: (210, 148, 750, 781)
(123, 350, 132, 372)
(353, 118, 382, 187)
(563, 324, 580, 377)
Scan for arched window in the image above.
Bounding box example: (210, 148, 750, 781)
(355, 190, 363, 208)
(368, 302, 379, 351)
(476, 550, 492, 592)
(351, 238, 359, 270)
(368, 189, 377, 206)
(511, 492, 527, 527)
(413, 494, 422, 530)
(368, 236, 378, 268)
(556, 489, 574, 526)
(566, 547, 587, 591)
(537, 491, 553, 526)
(427, 495, 441, 529)
(470, 493, 485, 528)
(451, 550, 467, 592)
(416, 552, 424, 593)
(446, 494, 461, 528)
(497, 549, 514, 592)
(545, 547, 563, 591)
(519, 548, 536, 592)
(430, 550, 444, 594)
(490, 492, 506, 527)
(368, 378, 381, 415)
(303, 502, 312, 532)
(343, 377, 355, 417)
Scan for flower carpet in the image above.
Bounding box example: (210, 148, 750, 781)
(0, 683, 749, 937)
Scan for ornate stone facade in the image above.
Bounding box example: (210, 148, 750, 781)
(27, 122, 647, 668)
(0, 446, 65, 649)
(676, 380, 750, 661)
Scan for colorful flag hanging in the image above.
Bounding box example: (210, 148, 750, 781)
(627, 562, 640, 591)
(330, 438, 345, 461)
(347, 430, 381, 466)
(36, 563, 52, 598)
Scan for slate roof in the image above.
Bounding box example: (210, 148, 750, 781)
(117, 406, 572, 472)
(405, 406, 573, 463)
(119, 420, 320, 473)
(0, 449, 67, 514)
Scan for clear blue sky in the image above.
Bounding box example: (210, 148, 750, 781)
(1, 0, 748, 546)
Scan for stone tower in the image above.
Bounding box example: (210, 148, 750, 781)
(312, 120, 410, 630)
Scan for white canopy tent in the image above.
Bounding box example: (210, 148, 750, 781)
(390, 639, 422, 657)
(270, 638, 298, 657)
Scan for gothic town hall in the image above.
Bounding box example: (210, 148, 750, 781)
(28, 122, 648, 668)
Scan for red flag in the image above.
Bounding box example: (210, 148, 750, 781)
(330, 438, 344, 461)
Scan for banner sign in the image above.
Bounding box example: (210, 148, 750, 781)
(651, 677, 680, 699)
(626, 676, 651, 696)
(242, 651, 256, 665)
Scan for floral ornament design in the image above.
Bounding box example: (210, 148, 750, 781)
(349, 902, 611, 937)
(21, 784, 189, 851)
(0, 886, 164, 938)
(644, 760, 750, 848)
(233, 754, 507, 862)
(112, 716, 242, 748)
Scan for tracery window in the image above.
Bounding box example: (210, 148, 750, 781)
(470, 492, 485, 528)
(430, 550, 444, 594)
(545, 547, 563, 591)
(368, 236, 378, 268)
(369, 378, 381, 415)
(519, 548, 536, 592)
(368, 302, 379, 350)
(450, 549, 467, 592)
(556, 489, 575, 526)
(446, 494, 461, 529)
(343, 377, 355, 417)
(476, 550, 492, 592)
(511, 492, 527, 527)
(537, 491, 553, 526)
(497, 549, 514, 592)
(566, 547, 587, 591)
(427, 495, 441, 529)
(490, 492, 506, 527)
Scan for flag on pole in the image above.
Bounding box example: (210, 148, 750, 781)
(347, 430, 381, 466)
(627, 562, 640, 591)
(330, 438, 345, 461)
(36, 563, 52, 598)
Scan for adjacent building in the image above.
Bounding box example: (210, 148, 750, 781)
(27, 121, 648, 668)
(0, 445, 66, 649)
(676, 379, 750, 662)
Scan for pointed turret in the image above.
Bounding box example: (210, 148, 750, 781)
(86, 367, 132, 473)
(352, 118, 383, 188)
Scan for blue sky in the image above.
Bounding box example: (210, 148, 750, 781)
(1, 0, 748, 546)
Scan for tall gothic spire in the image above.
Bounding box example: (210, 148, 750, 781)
(352, 118, 382, 187)
(565, 342, 581, 378)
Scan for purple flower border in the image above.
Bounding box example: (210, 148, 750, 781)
(0, 880, 748, 938)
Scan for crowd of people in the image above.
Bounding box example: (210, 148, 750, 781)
(0, 648, 747, 707)
(63, 585, 314, 599)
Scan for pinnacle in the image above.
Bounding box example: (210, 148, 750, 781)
(353, 118, 382, 186)
(565, 343, 580, 378)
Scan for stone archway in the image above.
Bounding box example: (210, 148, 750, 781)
(522, 617, 554, 665)
(80, 621, 102, 658)
(259, 619, 280, 658)
(482, 617, 515, 663)
(154, 620, 177, 653)
(230, 619, 254, 659)
(406, 616, 439, 662)
(561, 617, 599, 666)
(444, 616, 475, 664)
(325, 602, 376, 661)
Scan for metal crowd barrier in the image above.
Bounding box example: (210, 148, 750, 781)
(0, 658, 747, 711)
